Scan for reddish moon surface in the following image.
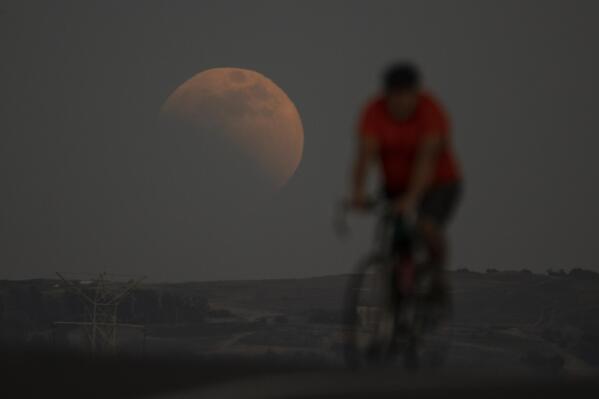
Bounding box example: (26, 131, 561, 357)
(160, 68, 304, 188)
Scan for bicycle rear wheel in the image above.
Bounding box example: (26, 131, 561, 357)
(344, 256, 398, 367)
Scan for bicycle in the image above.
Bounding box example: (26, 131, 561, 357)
(335, 200, 453, 369)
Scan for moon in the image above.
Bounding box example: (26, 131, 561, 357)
(160, 68, 304, 189)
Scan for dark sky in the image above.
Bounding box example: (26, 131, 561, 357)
(1, 0, 599, 281)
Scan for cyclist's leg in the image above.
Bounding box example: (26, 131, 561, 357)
(417, 217, 448, 299)
(417, 182, 463, 301)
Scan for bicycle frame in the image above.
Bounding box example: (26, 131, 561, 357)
(337, 202, 421, 296)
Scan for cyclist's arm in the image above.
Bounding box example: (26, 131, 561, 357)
(404, 135, 443, 203)
(351, 135, 379, 205)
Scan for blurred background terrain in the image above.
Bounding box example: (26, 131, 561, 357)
(3, 269, 598, 375)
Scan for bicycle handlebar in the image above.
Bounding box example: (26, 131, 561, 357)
(333, 198, 417, 238)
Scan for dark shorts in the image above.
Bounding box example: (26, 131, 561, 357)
(387, 181, 463, 227)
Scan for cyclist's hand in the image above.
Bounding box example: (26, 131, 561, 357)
(394, 194, 417, 216)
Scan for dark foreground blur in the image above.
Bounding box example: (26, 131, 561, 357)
(1, 349, 320, 398)
(3, 349, 599, 399)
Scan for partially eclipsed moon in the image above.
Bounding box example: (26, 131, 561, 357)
(160, 68, 304, 188)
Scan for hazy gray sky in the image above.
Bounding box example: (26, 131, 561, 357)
(1, 0, 598, 281)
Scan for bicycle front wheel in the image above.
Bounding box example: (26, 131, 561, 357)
(344, 256, 398, 367)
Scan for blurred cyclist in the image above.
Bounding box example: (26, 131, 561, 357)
(350, 62, 462, 302)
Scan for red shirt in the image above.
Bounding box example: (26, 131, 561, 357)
(359, 92, 461, 195)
